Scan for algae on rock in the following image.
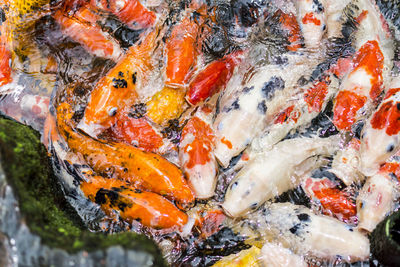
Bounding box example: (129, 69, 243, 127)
(0, 116, 166, 266)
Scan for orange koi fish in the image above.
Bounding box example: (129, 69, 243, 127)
(78, 29, 158, 136)
(53, 6, 122, 60)
(179, 106, 217, 199)
(360, 76, 400, 176)
(109, 106, 174, 154)
(90, 0, 156, 29)
(186, 51, 243, 106)
(302, 177, 357, 224)
(57, 102, 195, 209)
(80, 176, 188, 229)
(0, 11, 11, 87)
(165, 16, 200, 87)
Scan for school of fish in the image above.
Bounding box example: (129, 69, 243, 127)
(1, 0, 400, 265)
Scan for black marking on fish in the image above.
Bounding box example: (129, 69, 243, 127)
(132, 72, 137, 85)
(275, 187, 311, 208)
(313, 0, 324, 13)
(257, 100, 267, 114)
(376, 0, 400, 33)
(271, 55, 289, 66)
(99, 15, 142, 48)
(298, 213, 311, 222)
(261, 76, 285, 100)
(118, 71, 124, 77)
(289, 223, 301, 234)
(128, 103, 147, 118)
(161, 119, 182, 144)
(223, 98, 240, 112)
(95, 188, 132, 212)
(242, 86, 254, 93)
(0, 8, 5, 24)
(112, 78, 128, 88)
(352, 121, 364, 139)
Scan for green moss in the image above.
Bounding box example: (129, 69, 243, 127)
(0, 116, 166, 266)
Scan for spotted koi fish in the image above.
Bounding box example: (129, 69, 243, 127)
(241, 202, 370, 261)
(357, 156, 400, 232)
(57, 101, 195, 209)
(213, 52, 323, 167)
(179, 105, 217, 199)
(332, 0, 394, 132)
(222, 135, 339, 217)
(78, 29, 160, 136)
(294, 0, 327, 49)
(80, 175, 188, 229)
(360, 75, 400, 176)
(302, 176, 357, 223)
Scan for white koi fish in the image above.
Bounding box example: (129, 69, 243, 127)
(222, 135, 339, 217)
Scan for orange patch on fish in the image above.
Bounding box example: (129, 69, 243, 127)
(302, 12, 321, 25)
(333, 90, 367, 131)
(304, 79, 329, 113)
(182, 117, 214, 169)
(370, 99, 400, 135)
(275, 10, 302, 51)
(351, 40, 384, 100)
(220, 137, 232, 149)
(274, 105, 299, 124)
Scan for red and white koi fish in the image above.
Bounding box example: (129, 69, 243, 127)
(222, 135, 339, 217)
(259, 243, 307, 267)
(293, 0, 327, 49)
(357, 159, 400, 232)
(332, 0, 394, 132)
(360, 75, 400, 176)
(186, 50, 244, 106)
(0, 18, 11, 87)
(302, 177, 357, 223)
(213, 52, 322, 167)
(239, 202, 369, 261)
(179, 105, 217, 199)
(53, 5, 122, 61)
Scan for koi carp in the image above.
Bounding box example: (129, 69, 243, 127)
(179, 105, 217, 199)
(242, 202, 370, 261)
(357, 158, 400, 232)
(0, 11, 11, 87)
(165, 15, 200, 87)
(294, 0, 327, 49)
(56, 101, 195, 209)
(53, 6, 122, 61)
(78, 29, 159, 136)
(360, 75, 400, 176)
(332, 0, 394, 132)
(186, 50, 243, 106)
(89, 0, 156, 29)
(80, 176, 188, 229)
(213, 52, 322, 167)
(222, 135, 339, 217)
